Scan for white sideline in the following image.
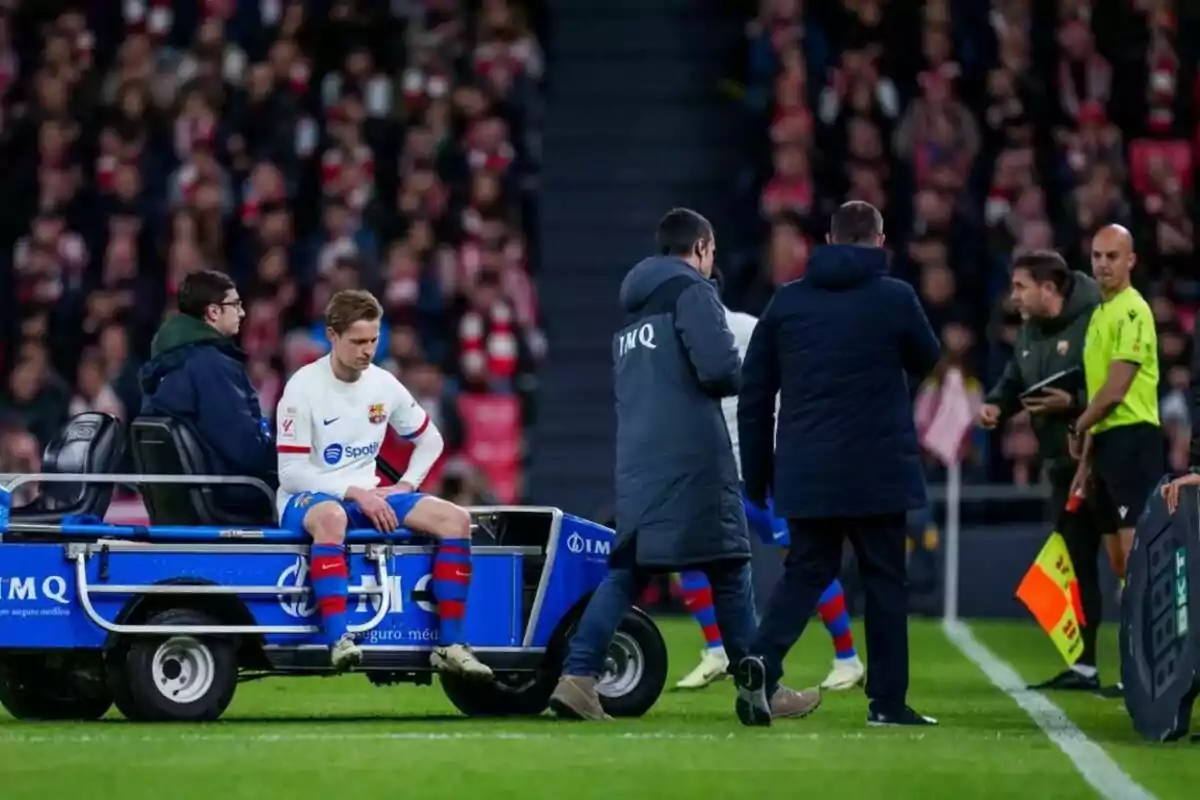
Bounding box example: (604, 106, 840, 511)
(943, 618, 1156, 800)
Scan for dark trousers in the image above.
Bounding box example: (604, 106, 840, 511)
(752, 513, 909, 712)
(563, 559, 757, 678)
(1049, 472, 1103, 669)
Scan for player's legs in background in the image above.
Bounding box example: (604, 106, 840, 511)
(764, 498, 863, 690)
(674, 570, 729, 689)
(293, 497, 360, 671)
(398, 494, 493, 680)
(675, 490, 778, 689)
(816, 579, 864, 690)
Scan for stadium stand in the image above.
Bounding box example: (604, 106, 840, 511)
(0, 0, 547, 513)
(726, 0, 1198, 485)
(1, 0, 1195, 502)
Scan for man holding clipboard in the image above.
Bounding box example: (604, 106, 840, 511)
(978, 250, 1105, 691)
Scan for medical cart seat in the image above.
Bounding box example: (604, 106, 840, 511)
(130, 416, 278, 528)
(8, 412, 125, 525)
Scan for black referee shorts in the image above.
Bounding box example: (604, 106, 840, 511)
(1090, 423, 1166, 533)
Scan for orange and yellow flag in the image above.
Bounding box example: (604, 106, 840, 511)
(1016, 500, 1088, 666)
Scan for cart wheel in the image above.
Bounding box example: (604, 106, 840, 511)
(0, 654, 112, 720)
(109, 608, 238, 722)
(595, 608, 668, 718)
(440, 668, 558, 717)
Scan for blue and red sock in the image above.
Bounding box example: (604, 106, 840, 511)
(679, 570, 723, 651)
(310, 544, 349, 645)
(817, 580, 856, 660)
(432, 538, 472, 646)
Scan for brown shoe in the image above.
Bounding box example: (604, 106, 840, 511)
(769, 685, 821, 719)
(549, 675, 612, 721)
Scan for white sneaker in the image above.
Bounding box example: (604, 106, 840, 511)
(675, 647, 730, 690)
(431, 644, 494, 681)
(821, 656, 865, 691)
(330, 634, 362, 672)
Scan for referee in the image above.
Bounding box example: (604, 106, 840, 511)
(977, 249, 1104, 692)
(1069, 225, 1164, 699)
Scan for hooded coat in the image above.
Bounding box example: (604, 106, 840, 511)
(139, 314, 276, 510)
(738, 245, 942, 519)
(612, 256, 750, 568)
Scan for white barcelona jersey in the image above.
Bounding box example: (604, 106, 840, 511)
(274, 356, 429, 517)
(723, 307, 778, 480)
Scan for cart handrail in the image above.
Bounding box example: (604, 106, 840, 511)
(0, 475, 568, 519)
(70, 546, 394, 636)
(4, 520, 440, 544)
(1, 471, 276, 507)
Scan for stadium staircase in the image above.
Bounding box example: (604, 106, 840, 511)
(528, 0, 745, 516)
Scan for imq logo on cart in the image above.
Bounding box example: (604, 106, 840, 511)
(0, 576, 69, 607)
(566, 532, 611, 558)
(275, 558, 435, 618)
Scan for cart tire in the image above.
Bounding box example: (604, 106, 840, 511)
(440, 669, 558, 717)
(0, 655, 112, 720)
(110, 608, 238, 722)
(595, 608, 668, 718)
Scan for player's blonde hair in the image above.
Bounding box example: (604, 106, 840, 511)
(324, 290, 383, 335)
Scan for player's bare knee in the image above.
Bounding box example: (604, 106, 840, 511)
(305, 502, 349, 545)
(432, 503, 472, 540)
(441, 504, 473, 539)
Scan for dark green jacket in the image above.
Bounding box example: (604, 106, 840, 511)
(986, 273, 1101, 471)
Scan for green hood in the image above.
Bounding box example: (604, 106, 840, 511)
(149, 314, 226, 358)
(1032, 273, 1101, 336)
(986, 271, 1102, 476)
(140, 314, 245, 397)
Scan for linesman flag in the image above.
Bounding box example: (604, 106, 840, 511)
(1015, 493, 1088, 666)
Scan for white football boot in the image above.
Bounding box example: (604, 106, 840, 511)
(820, 655, 865, 691)
(675, 647, 730, 690)
(330, 634, 363, 672)
(431, 644, 495, 681)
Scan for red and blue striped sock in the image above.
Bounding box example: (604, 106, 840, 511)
(817, 579, 856, 659)
(432, 538, 472, 646)
(679, 570, 723, 650)
(310, 544, 348, 646)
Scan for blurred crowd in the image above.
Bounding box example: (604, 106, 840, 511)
(729, 0, 1198, 485)
(0, 0, 547, 504)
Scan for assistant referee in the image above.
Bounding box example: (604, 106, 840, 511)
(1070, 225, 1164, 639)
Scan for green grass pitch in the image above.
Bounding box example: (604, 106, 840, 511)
(0, 617, 1194, 799)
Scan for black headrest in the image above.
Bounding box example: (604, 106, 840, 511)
(43, 413, 122, 475)
(41, 412, 125, 509)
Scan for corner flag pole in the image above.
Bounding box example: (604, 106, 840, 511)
(917, 366, 972, 624)
(943, 460, 961, 622)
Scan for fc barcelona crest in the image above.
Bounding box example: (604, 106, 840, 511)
(1057, 340, 1069, 355)
(368, 403, 386, 424)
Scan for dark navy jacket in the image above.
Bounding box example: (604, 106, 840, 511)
(738, 245, 941, 519)
(613, 256, 750, 568)
(139, 314, 277, 509)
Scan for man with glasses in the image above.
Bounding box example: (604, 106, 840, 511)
(139, 269, 277, 514)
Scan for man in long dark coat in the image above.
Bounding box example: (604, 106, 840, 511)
(549, 209, 818, 721)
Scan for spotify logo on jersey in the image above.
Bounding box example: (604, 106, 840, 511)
(323, 442, 380, 465)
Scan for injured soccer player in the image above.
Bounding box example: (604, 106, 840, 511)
(274, 289, 493, 680)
